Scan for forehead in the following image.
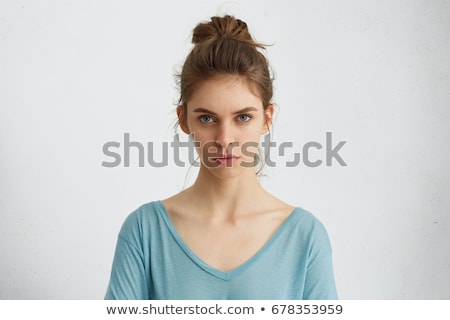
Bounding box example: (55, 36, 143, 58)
(187, 75, 263, 112)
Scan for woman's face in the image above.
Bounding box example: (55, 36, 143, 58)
(179, 75, 273, 178)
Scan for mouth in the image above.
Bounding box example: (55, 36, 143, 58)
(211, 155, 240, 165)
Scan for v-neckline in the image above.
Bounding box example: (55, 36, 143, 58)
(154, 200, 298, 281)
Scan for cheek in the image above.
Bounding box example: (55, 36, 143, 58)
(239, 125, 264, 159)
(189, 132, 220, 158)
(239, 125, 263, 144)
(240, 141, 259, 160)
(190, 131, 213, 149)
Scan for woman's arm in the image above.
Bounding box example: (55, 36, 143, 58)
(105, 212, 151, 300)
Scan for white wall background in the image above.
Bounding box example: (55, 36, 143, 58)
(1, 0, 449, 299)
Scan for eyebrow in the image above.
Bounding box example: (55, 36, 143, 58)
(192, 107, 259, 115)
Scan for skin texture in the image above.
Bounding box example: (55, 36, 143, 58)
(163, 75, 294, 272)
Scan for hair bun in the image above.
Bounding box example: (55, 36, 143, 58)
(192, 15, 259, 47)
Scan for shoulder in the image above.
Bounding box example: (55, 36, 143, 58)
(117, 201, 166, 243)
(120, 201, 160, 228)
(291, 207, 325, 227)
(289, 207, 333, 252)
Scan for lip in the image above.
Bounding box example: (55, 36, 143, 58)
(212, 155, 240, 160)
(211, 155, 240, 165)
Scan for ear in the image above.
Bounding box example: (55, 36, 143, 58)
(177, 105, 190, 134)
(261, 104, 274, 135)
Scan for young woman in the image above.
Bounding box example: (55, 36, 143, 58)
(105, 15, 338, 300)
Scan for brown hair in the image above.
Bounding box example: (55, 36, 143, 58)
(177, 15, 273, 127)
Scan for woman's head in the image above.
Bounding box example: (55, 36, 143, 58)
(176, 15, 274, 177)
(177, 15, 273, 130)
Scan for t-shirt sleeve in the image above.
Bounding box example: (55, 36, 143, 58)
(105, 211, 150, 300)
(302, 219, 338, 300)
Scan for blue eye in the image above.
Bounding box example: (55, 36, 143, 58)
(238, 114, 251, 122)
(199, 115, 213, 123)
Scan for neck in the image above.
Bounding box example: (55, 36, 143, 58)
(187, 165, 266, 219)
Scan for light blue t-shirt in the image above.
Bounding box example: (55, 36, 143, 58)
(105, 201, 338, 300)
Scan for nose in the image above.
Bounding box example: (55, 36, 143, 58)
(215, 122, 236, 150)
